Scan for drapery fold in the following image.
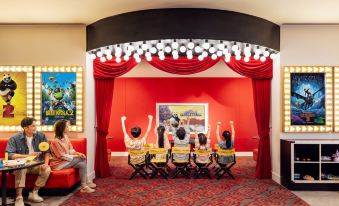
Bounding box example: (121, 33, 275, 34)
(148, 56, 220, 75)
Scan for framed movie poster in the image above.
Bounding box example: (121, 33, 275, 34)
(34, 66, 83, 132)
(283, 66, 333, 132)
(156, 103, 208, 133)
(0, 66, 33, 131)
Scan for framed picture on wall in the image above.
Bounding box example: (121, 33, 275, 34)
(0, 66, 34, 131)
(283, 66, 333, 132)
(156, 103, 208, 133)
(34, 66, 83, 132)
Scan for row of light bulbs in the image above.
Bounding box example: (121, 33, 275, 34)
(88, 39, 278, 63)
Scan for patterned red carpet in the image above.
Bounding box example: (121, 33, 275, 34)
(61, 156, 308, 206)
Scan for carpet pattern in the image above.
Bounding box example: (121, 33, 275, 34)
(61, 157, 308, 206)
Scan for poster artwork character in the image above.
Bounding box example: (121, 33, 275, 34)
(290, 73, 325, 125)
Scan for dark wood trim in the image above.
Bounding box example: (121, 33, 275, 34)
(87, 8, 280, 51)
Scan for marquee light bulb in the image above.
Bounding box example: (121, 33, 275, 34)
(203, 42, 210, 50)
(141, 42, 148, 50)
(146, 56, 152, 61)
(217, 42, 225, 50)
(100, 56, 106, 62)
(165, 46, 172, 53)
(231, 43, 238, 52)
(209, 46, 216, 54)
(172, 41, 179, 49)
(179, 45, 187, 53)
(156, 41, 164, 50)
(187, 40, 195, 49)
(90, 53, 96, 60)
(263, 49, 270, 57)
(137, 48, 143, 55)
(123, 55, 130, 61)
(106, 54, 113, 60)
(150, 47, 157, 54)
(270, 53, 277, 59)
(194, 45, 202, 53)
(202, 51, 208, 58)
(96, 50, 103, 58)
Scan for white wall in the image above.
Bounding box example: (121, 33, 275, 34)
(272, 25, 339, 183)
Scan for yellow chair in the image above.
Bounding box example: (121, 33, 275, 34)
(215, 148, 236, 179)
(171, 147, 191, 179)
(128, 149, 148, 180)
(193, 149, 213, 179)
(148, 148, 169, 179)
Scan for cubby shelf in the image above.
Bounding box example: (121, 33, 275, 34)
(281, 139, 339, 190)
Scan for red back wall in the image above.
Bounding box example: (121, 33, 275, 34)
(108, 78, 258, 152)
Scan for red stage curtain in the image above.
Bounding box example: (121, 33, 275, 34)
(94, 58, 138, 177)
(225, 57, 272, 179)
(148, 56, 219, 75)
(252, 79, 272, 178)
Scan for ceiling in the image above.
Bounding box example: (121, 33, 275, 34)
(2, 0, 339, 25)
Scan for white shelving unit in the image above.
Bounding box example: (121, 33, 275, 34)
(291, 140, 339, 184)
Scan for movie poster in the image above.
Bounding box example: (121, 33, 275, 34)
(0, 72, 27, 125)
(41, 72, 76, 125)
(156, 103, 208, 133)
(290, 73, 325, 125)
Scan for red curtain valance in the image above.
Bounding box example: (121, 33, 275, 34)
(94, 58, 138, 79)
(148, 56, 219, 75)
(93, 56, 273, 179)
(225, 56, 273, 79)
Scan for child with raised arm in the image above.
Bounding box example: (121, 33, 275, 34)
(194, 125, 211, 163)
(172, 118, 191, 161)
(122, 115, 153, 164)
(216, 121, 235, 164)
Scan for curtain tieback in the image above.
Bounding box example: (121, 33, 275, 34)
(258, 128, 270, 138)
(96, 128, 108, 137)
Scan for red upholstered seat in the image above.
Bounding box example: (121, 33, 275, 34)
(0, 137, 86, 189)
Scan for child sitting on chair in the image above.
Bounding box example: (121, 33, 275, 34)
(194, 125, 211, 164)
(173, 121, 190, 161)
(216, 121, 235, 164)
(122, 115, 153, 164)
(154, 124, 170, 160)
